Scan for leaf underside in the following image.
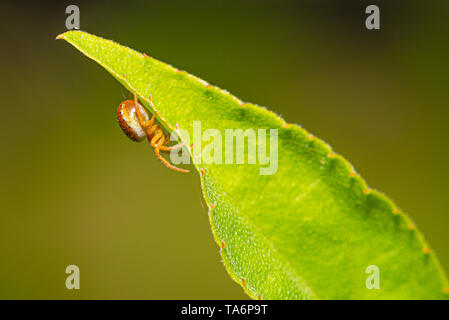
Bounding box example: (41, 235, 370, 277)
(57, 30, 449, 299)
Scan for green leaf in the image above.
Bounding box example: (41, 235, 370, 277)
(57, 30, 449, 299)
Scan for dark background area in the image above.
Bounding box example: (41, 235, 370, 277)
(0, 0, 448, 298)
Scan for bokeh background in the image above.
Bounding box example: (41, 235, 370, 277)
(0, 0, 448, 299)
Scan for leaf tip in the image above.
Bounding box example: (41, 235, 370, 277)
(56, 30, 84, 41)
(55, 32, 66, 40)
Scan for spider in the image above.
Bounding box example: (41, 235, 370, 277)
(117, 91, 189, 173)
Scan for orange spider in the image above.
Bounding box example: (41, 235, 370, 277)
(117, 91, 189, 173)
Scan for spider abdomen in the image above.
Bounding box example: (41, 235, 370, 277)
(117, 100, 149, 142)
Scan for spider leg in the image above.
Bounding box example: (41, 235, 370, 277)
(148, 124, 189, 173)
(150, 129, 164, 146)
(159, 142, 186, 152)
(133, 91, 155, 129)
(147, 124, 158, 137)
(149, 130, 189, 173)
(152, 143, 190, 173)
(161, 122, 187, 152)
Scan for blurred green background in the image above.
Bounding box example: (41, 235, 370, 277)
(0, 0, 448, 299)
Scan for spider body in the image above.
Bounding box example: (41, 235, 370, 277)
(116, 92, 189, 173)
